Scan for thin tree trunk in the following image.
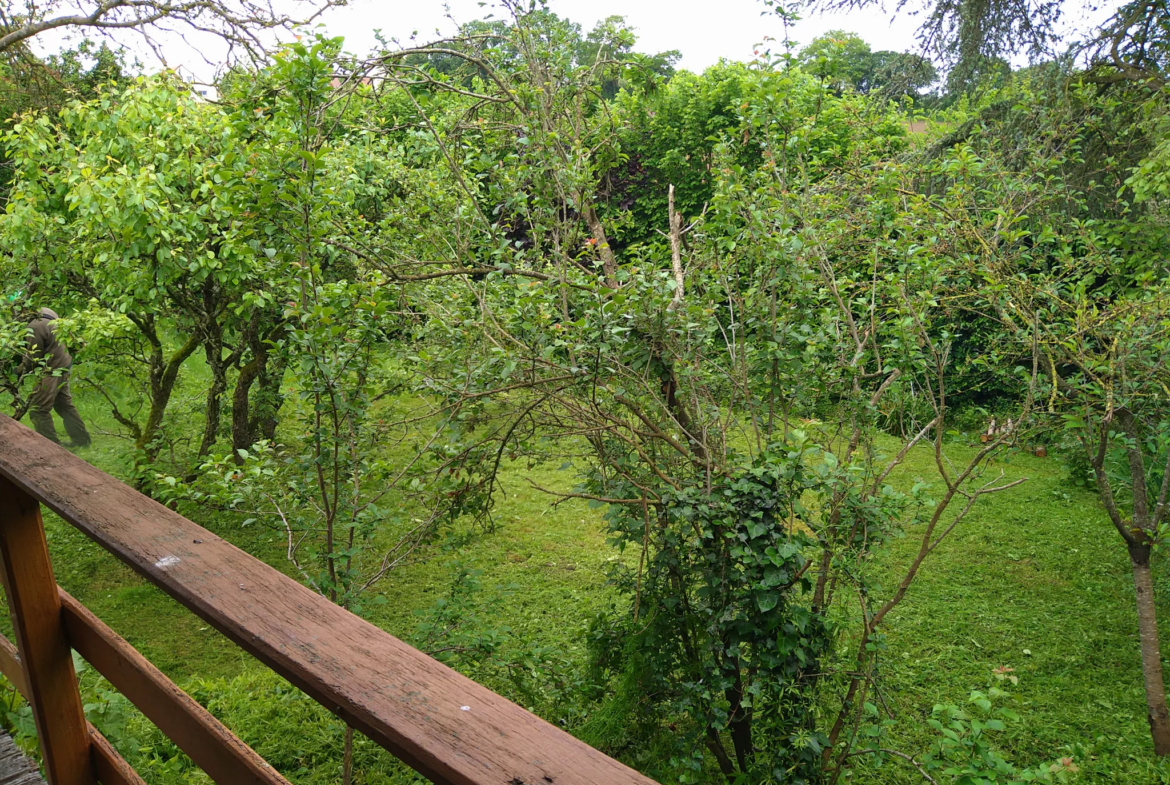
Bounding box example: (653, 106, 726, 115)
(581, 203, 618, 289)
(136, 333, 200, 461)
(1130, 544, 1170, 755)
(704, 727, 736, 779)
(231, 314, 264, 455)
(343, 725, 354, 785)
(198, 337, 227, 458)
(232, 316, 287, 453)
(1095, 413, 1170, 755)
(726, 666, 753, 772)
(231, 351, 263, 454)
(253, 356, 285, 443)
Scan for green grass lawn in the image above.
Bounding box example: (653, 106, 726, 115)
(8, 378, 1170, 783)
(862, 444, 1170, 783)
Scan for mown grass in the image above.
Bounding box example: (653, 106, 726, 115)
(868, 442, 1170, 783)
(7, 371, 1170, 783)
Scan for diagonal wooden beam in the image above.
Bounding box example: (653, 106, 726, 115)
(0, 634, 145, 785)
(59, 590, 289, 785)
(0, 415, 658, 785)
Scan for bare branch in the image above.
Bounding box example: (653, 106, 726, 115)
(0, 0, 347, 61)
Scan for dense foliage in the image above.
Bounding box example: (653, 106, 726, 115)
(1, 2, 1169, 784)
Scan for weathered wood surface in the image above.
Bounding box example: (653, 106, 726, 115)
(60, 591, 289, 785)
(0, 632, 28, 697)
(86, 729, 147, 785)
(0, 730, 44, 785)
(0, 476, 95, 785)
(0, 416, 658, 785)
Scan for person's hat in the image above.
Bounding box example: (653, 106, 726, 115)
(39, 308, 58, 320)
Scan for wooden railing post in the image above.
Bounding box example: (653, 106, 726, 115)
(0, 475, 96, 785)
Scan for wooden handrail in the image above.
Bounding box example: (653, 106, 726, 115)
(0, 415, 656, 785)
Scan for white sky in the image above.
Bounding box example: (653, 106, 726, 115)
(323, 0, 925, 70)
(30, 0, 1122, 80)
(280, 0, 1121, 70)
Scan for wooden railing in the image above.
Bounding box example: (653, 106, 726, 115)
(0, 415, 657, 785)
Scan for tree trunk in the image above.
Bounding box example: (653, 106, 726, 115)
(342, 724, 354, 785)
(231, 313, 264, 454)
(231, 352, 263, 454)
(136, 333, 200, 461)
(704, 727, 736, 779)
(231, 317, 286, 454)
(1130, 543, 1170, 755)
(726, 666, 753, 772)
(198, 337, 227, 458)
(253, 356, 285, 443)
(581, 203, 618, 289)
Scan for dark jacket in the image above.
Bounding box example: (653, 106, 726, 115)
(24, 308, 72, 372)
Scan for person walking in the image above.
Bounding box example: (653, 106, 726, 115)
(23, 308, 91, 447)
